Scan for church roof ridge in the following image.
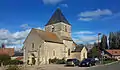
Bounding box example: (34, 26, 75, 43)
(45, 8, 71, 26)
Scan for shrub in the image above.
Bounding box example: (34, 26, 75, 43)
(56, 58, 65, 64)
(49, 58, 66, 64)
(104, 58, 117, 61)
(6, 65, 21, 70)
(8, 60, 23, 65)
(49, 57, 57, 64)
(0, 55, 11, 66)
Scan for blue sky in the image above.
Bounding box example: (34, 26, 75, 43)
(0, 0, 120, 48)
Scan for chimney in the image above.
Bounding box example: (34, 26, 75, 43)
(2, 43, 5, 48)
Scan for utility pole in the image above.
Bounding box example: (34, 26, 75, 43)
(98, 33, 101, 64)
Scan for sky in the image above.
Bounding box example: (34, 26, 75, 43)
(0, 0, 120, 48)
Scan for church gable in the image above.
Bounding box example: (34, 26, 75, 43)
(23, 28, 44, 44)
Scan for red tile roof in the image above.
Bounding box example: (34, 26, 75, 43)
(106, 50, 120, 56)
(16, 56, 23, 60)
(0, 48, 14, 56)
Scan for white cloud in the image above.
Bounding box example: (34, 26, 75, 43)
(42, 0, 63, 5)
(80, 36, 97, 42)
(73, 35, 98, 44)
(78, 18, 93, 21)
(79, 9, 112, 17)
(12, 29, 31, 40)
(60, 4, 68, 8)
(72, 38, 83, 43)
(102, 12, 120, 20)
(20, 24, 30, 29)
(0, 27, 42, 48)
(73, 31, 94, 35)
(72, 31, 98, 44)
(78, 9, 113, 21)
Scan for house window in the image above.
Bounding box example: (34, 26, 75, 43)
(68, 49, 70, 56)
(32, 43, 34, 49)
(53, 50, 55, 56)
(115, 51, 117, 53)
(83, 53, 85, 59)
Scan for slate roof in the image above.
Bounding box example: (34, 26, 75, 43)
(71, 46, 84, 52)
(74, 46, 84, 52)
(33, 28, 63, 44)
(45, 8, 71, 26)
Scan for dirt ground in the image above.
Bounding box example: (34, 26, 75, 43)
(23, 64, 88, 70)
(0, 64, 89, 70)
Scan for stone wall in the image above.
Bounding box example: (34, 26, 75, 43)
(44, 42, 66, 64)
(24, 30, 44, 65)
(45, 22, 71, 37)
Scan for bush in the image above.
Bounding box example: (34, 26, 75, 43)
(6, 65, 21, 70)
(49, 58, 66, 64)
(8, 60, 23, 65)
(104, 58, 117, 61)
(56, 58, 65, 64)
(0, 55, 11, 66)
(103, 58, 117, 64)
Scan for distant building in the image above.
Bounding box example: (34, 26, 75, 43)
(71, 46, 88, 61)
(104, 49, 120, 60)
(11, 51, 23, 61)
(0, 48, 14, 56)
(85, 44, 94, 52)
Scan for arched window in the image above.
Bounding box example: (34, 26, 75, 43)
(51, 26, 54, 32)
(53, 50, 55, 56)
(32, 43, 34, 49)
(68, 49, 70, 56)
(65, 25, 67, 32)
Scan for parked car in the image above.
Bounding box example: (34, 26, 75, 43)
(65, 59, 80, 66)
(79, 58, 96, 67)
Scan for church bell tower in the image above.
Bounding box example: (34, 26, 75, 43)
(45, 8, 71, 38)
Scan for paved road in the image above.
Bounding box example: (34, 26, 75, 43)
(1, 62, 119, 70)
(36, 64, 88, 70)
(87, 61, 120, 70)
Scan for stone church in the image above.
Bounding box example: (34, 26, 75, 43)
(23, 8, 87, 65)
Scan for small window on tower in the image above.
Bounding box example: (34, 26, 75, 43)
(65, 25, 67, 32)
(52, 26, 54, 32)
(32, 43, 34, 49)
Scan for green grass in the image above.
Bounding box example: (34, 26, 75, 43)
(103, 59, 117, 64)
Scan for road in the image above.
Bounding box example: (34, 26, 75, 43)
(1, 62, 119, 70)
(87, 61, 120, 70)
(35, 62, 120, 70)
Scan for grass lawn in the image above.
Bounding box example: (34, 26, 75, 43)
(103, 59, 117, 64)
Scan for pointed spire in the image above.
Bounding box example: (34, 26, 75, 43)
(45, 8, 71, 26)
